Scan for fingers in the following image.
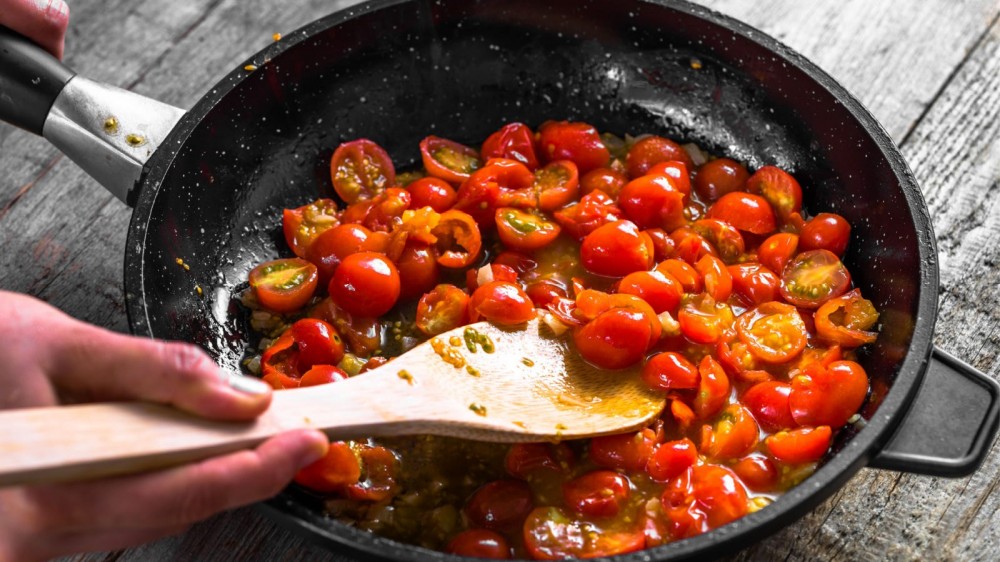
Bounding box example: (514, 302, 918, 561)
(0, 0, 70, 59)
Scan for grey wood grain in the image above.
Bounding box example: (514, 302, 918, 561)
(0, 0, 995, 560)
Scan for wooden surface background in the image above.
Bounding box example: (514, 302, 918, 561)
(1, 0, 998, 560)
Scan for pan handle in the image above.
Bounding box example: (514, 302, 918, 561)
(0, 26, 184, 205)
(869, 346, 1000, 477)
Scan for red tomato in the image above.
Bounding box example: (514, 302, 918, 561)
(743, 381, 797, 432)
(505, 443, 575, 479)
(563, 471, 630, 517)
(420, 135, 482, 184)
(779, 249, 851, 308)
(641, 351, 699, 391)
(799, 212, 851, 257)
(329, 252, 400, 317)
(814, 289, 879, 347)
(693, 158, 749, 201)
(469, 281, 535, 325)
(330, 139, 395, 204)
(466, 264, 519, 294)
(283, 199, 340, 258)
(731, 455, 779, 491)
(299, 365, 349, 387)
(249, 258, 319, 313)
(691, 219, 745, 264)
(395, 240, 440, 301)
(656, 259, 702, 293)
(531, 160, 580, 211)
(703, 404, 759, 459)
(645, 228, 676, 262)
(553, 190, 623, 240)
(678, 294, 733, 344)
(707, 192, 777, 234)
(455, 158, 534, 225)
(293, 441, 360, 493)
(758, 232, 799, 274)
(537, 121, 610, 173)
(308, 297, 382, 357)
(580, 220, 654, 277)
(618, 270, 683, 314)
(670, 227, 717, 265)
(431, 210, 482, 268)
(446, 529, 511, 559)
(481, 122, 539, 169)
(646, 161, 692, 195)
(589, 428, 658, 471)
(523, 507, 645, 560)
(288, 318, 346, 372)
(358, 187, 411, 232)
(466, 480, 534, 530)
(662, 465, 748, 535)
(693, 356, 730, 419)
(646, 438, 698, 482)
(495, 207, 562, 251)
(415, 284, 470, 336)
(574, 308, 652, 369)
(715, 339, 762, 379)
(789, 360, 869, 428)
(525, 279, 569, 308)
(580, 166, 627, 198)
(745, 166, 802, 222)
(307, 223, 390, 286)
(343, 445, 400, 501)
(736, 302, 808, 363)
(695, 255, 733, 302)
(406, 177, 457, 212)
(765, 426, 832, 464)
(626, 136, 693, 177)
(728, 263, 780, 306)
(493, 250, 538, 275)
(618, 174, 686, 231)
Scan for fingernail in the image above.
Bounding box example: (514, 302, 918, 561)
(228, 374, 272, 395)
(297, 432, 330, 468)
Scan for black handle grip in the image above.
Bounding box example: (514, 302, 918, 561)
(0, 26, 76, 135)
(870, 346, 1000, 477)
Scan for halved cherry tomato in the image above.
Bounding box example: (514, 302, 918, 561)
(789, 360, 869, 428)
(692, 356, 730, 419)
(743, 381, 797, 433)
(695, 255, 732, 302)
(446, 529, 511, 559)
(574, 308, 652, 369)
(481, 122, 539, 169)
(505, 443, 575, 479)
(420, 135, 482, 184)
(728, 263, 780, 306)
(553, 190, 623, 240)
(330, 139, 395, 204)
(703, 404, 759, 459)
(283, 199, 340, 258)
(564, 471, 630, 517)
(715, 339, 762, 379)
(357, 187, 411, 232)
(736, 302, 808, 363)
(524, 160, 578, 211)
(537, 121, 610, 173)
(469, 281, 534, 325)
(691, 219, 745, 264)
(814, 288, 879, 347)
(466, 479, 534, 530)
(249, 257, 318, 313)
(678, 294, 733, 344)
(431, 210, 482, 268)
(300, 365, 349, 387)
(589, 428, 658, 471)
(645, 228, 676, 262)
(466, 264, 518, 294)
(670, 227, 717, 265)
(293, 441, 360, 493)
(707, 192, 777, 234)
(799, 212, 851, 257)
(745, 166, 802, 222)
(495, 207, 562, 251)
(415, 284, 470, 336)
(656, 259, 702, 293)
(779, 249, 851, 308)
(646, 438, 698, 482)
(308, 297, 381, 356)
(329, 252, 400, 317)
(580, 220, 654, 277)
(758, 232, 799, 274)
(765, 426, 832, 464)
(523, 507, 645, 560)
(618, 174, 686, 231)
(395, 240, 440, 301)
(455, 158, 534, 225)
(641, 351, 699, 391)
(405, 176, 457, 212)
(580, 167, 627, 198)
(626, 136, 693, 177)
(308, 223, 390, 285)
(662, 465, 748, 536)
(694, 158, 749, 201)
(343, 444, 400, 501)
(618, 270, 683, 314)
(731, 455, 779, 491)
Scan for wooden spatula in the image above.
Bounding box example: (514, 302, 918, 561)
(0, 318, 665, 486)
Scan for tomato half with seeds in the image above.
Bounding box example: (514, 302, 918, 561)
(481, 122, 539, 170)
(789, 360, 869, 428)
(693, 356, 730, 419)
(618, 270, 683, 314)
(469, 281, 535, 325)
(405, 176, 457, 212)
(662, 465, 748, 535)
(466, 480, 534, 530)
(745, 165, 802, 222)
(431, 210, 482, 268)
(537, 121, 610, 173)
(343, 444, 400, 501)
(553, 190, 623, 240)
(589, 428, 658, 471)
(641, 351, 699, 391)
(728, 262, 780, 306)
(707, 192, 777, 234)
(646, 438, 698, 482)
(415, 284, 470, 336)
(692, 219, 745, 264)
(420, 135, 482, 184)
(580, 166, 627, 198)
(580, 220, 654, 277)
(765, 426, 832, 464)
(799, 212, 851, 257)
(283, 199, 340, 258)
(743, 381, 797, 432)
(446, 530, 511, 559)
(814, 288, 879, 347)
(694, 158, 749, 201)
(294, 441, 361, 493)
(618, 174, 686, 231)
(495, 207, 562, 251)
(626, 136, 694, 177)
(703, 404, 759, 459)
(249, 257, 318, 313)
(530, 160, 579, 211)
(455, 158, 534, 225)
(523, 507, 645, 560)
(563, 470, 630, 517)
(779, 249, 851, 308)
(329, 252, 400, 317)
(736, 302, 808, 363)
(678, 294, 733, 344)
(330, 139, 395, 204)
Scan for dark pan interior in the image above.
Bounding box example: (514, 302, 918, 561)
(126, 0, 936, 559)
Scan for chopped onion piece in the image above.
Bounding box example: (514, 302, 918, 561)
(658, 310, 681, 336)
(476, 264, 494, 287)
(682, 143, 709, 166)
(540, 310, 570, 336)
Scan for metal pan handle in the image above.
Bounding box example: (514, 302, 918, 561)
(870, 346, 1000, 477)
(0, 26, 184, 205)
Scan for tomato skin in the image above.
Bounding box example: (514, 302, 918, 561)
(283, 199, 340, 258)
(466, 480, 534, 530)
(618, 174, 687, 231)
(814, 288, 879, 347)
(678, 294, 733, 345)
(703, 404, 759, 459)
(329, 252, 400, 317)
(533, 160, 580, 211)
(789, 360, 869, 428)
(626, 136, 693, 177)
(743, 381, 797, 432)
(469, 281, 535, 326)
(446, 529, 511, 559)
(330, 139, 396, 204)
(432, 210, 483, 268)
(580, 166, 627, 198)
(663, 465, 749, 535)
(691, 219, 745, 264)
(641, 352, 699, 391)
(645, 228, 676, 262)
(343, 445, 400, 501)
(745, 166, 802, 222)
(307, 223, 390, 286)
(731, 455, 779, 491)
(553, 190, 623, 240)
(695, 255, 733, 302)
(589, 428, 658, 471)
(523, 507, 645, 560)
(758, 232, 799, 275)
(455, 158, 534, 225)
(779, 249, 851, 309)
(525, 279, 569, 308)
(466, 264, 518, 294)
(395, 240, 440, 301)
(420, 135, 482, 184)
(415, 284, 470, 336)
(294, 441, 361, 493)
(618, 270, 683, 314)
(656, 259, 702, 293)
(300, 365, 349, 387)
(646, 161, 692, 196)
(580, 220, 654, 277)
(694, 158, 749, 201)
(693, 356, 730, 420)
(707, 192, 777, 234)
(646, 438, 698, 481)
(766, 426, 832, 464)
(799, 212, 851, 257)
(308, 297, 382, 357)
(495, 207, 562, 251)
(728, 263, 780, 306)
(736, 302, 808, 363)
(405, 177, 457, 212)
(574, 308, 652, 369)
(505, 443, 575, 479)
(249, 258, 319, 313)
(537, 121, 610, 173)
(481, 122, 539, 170)
(563, 470, 631, 517)
(289, 318, 346, 372)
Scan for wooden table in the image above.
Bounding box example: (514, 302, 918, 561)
(2, 0, 998, 560)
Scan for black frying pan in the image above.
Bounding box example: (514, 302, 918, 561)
(1, 0, 998, 560)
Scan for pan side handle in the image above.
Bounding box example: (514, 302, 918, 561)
(0, 26, 184, 205)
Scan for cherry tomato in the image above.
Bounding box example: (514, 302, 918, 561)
(703, 404, 759, 459)
(728, 263, 780, 306)
(420, 135, 482, 184)
(670, 227, 717, 265)
(693, 356, 730, 419)
(283, 199, 340, 258)
(495, 207, 562, 251)
(330, 139, 395, 204)
(581, 220, 654, 277)
(646, 438, 698, 482)
(537, 121, 610, 173)
(466, 480, 534, 530)
(779, 249, 851, 308)
(469, 281, 534, 325)
(626, 136, 693, 177)
(618, 174, 686, 231)
(678, 294, 733, 344)
(743, 381, 797, 432)
(691, 219, 745, 264)
(715, 339, 762, 379)
(493, 250, 538, 275)
(481, 122, 538, 169)
(329, 252, 400, 317)
(814, 288, 879, 347)
(343, 445, 400, 501)
(528, 160, 579, 211)
(758, 232, 799, 274)
(580, 166, 627, 198)
(695, 255, 733, 302)
(431, 210, 482, 268)
(731, 455, 779, 491)
(662, 465, 748, 536)
(466, 264, 518, 294)
(745, 166, 802, 222)
(289, 318, 346, 372)
(618, 270, 683, 314)
(574, 308, 652, 369)
(300, 365, 349, 387)
(707, 192, 777, 234)
(415, 284, 470, 336)
(505, 443, 575, 479)
(406, 177, 457, 212)
(656, 259, 702, 293)
(525, 279, 569, 308)
(523, 507, 645, 560)
(641, 351, 699, 391)
(608, 293, 662, 345)
(308, 297, 382, 356)
(694, 158, 749, 201)
(799, 212, 851, 256)
(765, 426, 832, 464)
(308, 223, 390, 286)
(645, 228, 676, 262)
(446, 529, 511, 559)
(789, 360, 869, 428)
(646, 161, 692, 195)
(395, 240, 440, 301)
(293, 441, 361, 493)
(553, 190, 623, 240)
(249, 258, 318, 313)
(736, 302, 808, 363)
(357, 187, 412, 232)
(455, 158, 534, 225)
(589, 428, 658, 471)
(563, 470, 630, 517)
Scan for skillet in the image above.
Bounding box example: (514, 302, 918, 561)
(1, 0, 998, 560)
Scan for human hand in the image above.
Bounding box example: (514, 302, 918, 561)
(0, 0, 70, 59)
(0, 291, 330, 561)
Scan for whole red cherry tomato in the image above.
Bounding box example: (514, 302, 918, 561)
(589, 427, 658, 471)
(626, 136, 693, 177)
(656, 259, 702, 293)
(765, 426, 832, 464)
(563, 470, 630, 517)
(646, 438, 698, 482)
(758, 232, 799, 274)
(415, 284, 470, 336)
(707, 192, 777, 234)
(745, 165, 802, 222)
(329, 252, 400, 317)
(743, 381, 797, 432)
(406, 176, 457, 212)
(574, 308, 652, 369)
(646, 161, 692, 195)
(580, 220, 654, 277)
(446, 529, 512, 559)
(618, 270, 683, 314)
(618, 173, 686, 231)
(580, 166, 627, 198)
(799, 212, 851, 256)
(480, 122, 538, 169)
(289, 318, 346, 372)
(495, 207, 562, 251)
(465, 480, 534, 530)
(293, 441, 361, 493)
(789, 360, 869, 428)
(395, 240, 440, 301)
(537, 121, 610, 173)
(330, 139, 395, 204)
(308, 223, 390, 285)
(731, 454, 780, 491)
(641, 351, 699, 391)
(662, 465, 748, 537)
(249, 257, 318, 313)
(694, 158, 749, 201)
(283, 199, 340, 258)
(468, 281, 534, 325)
(728, 262, 780, 306)
(420, 135, 482, 184)
(779, 249, 851, 308)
